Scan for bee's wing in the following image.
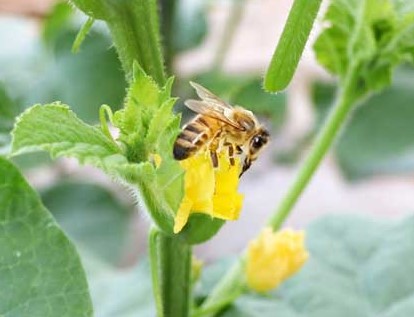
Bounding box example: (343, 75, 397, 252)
(184, 100, 245, 130)
(189, 82, 233, 109)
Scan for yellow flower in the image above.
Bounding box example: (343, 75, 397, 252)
(246, 227, 309, 292)
(173, 152, 244, 233)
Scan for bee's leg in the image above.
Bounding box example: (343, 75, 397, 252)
(224, 142, 235, 166)
(209, 131, 221, 168)
(210, 150, 218, 168)
(235, 145, 243, 154)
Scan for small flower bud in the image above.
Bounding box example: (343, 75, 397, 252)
(246, 227, 309, 292)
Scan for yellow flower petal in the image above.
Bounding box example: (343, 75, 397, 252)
(174, 197, 192, 233)
(174, 152, 243, 233)
(246, 227, 309, 292)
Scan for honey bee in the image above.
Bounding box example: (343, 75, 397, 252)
(173, 82, 269, 175)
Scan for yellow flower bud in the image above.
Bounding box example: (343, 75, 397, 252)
(246, 227, 309, 292)
(173, 152, 243, 233)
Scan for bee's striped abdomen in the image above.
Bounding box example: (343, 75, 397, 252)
(173, 117, 211, 160)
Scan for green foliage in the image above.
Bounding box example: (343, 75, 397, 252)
(264, 0, 323, 92)
(10, 65, 224, 241)
(114, 65, 178, 163)
(11, 103, 122, 167)
(313, 68, 414, 179)
(0, 157, 93, 316)
(314, 0, 414, 97)
(41, 182, 133, 265)
(11, 68, 182, 233)
(201, 214, 414, 317)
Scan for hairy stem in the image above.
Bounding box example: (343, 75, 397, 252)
(104, 0, 166, 84)
(150, 228, 192, 317)
(198, 65, 360, 316)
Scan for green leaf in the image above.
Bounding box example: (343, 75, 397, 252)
(114, 66, 179, 163)
(314, 0, 414, 95)
(41, 182, 133, 265)
(264, 0, 323, 92)
(11, 103, 122, 169)
(178, 214, 224, 245)
(312, 67, 414, 179)
(0, 157, 93, 316)
(216, 213, 414, 316)
(84, 255, 155, 317)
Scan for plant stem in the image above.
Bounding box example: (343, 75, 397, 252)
(104, 0, 166, 84)
(195, 259, 244, 317)
(198, 65, 359, 316)
(211, 0, 246, 71)
(268, 66, 359, 229)
(150, 227, 192, 317)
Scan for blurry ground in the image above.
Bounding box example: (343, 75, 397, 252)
(2, 0, 414, 262)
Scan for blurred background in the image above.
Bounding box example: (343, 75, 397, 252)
(1, 0, 414, 314)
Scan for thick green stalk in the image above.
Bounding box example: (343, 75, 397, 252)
(197, 65, 360, 316)
(150, 228, 192, 317)
(104, 0, 166, 84)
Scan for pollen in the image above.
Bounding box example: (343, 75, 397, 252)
(173, 152, 244, 233)
(245, 227, 309, 292)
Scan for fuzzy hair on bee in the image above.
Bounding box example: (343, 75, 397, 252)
(173, 82, 270, 176)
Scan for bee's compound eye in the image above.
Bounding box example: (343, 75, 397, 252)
(252, 136, 264, 149)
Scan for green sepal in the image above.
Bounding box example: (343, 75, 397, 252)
(178, 214, 225, 245)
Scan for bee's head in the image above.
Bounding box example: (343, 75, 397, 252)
(250, 128, 270, 153)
